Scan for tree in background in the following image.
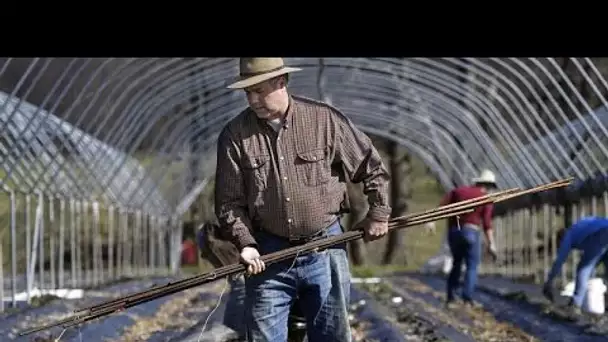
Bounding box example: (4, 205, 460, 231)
(382, 141, 411, 265)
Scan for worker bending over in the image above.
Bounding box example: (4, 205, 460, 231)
(441, 170, 498, 308)
(543, 216, 608, 318)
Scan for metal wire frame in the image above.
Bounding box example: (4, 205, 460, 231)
(118, 58, 513, 199)
(118, 56, 608, 212)
(159, 59, 597, 192)
(0, 92, 170, 215)
(2, 57, 608, 315)
(1, 58, 608, 215)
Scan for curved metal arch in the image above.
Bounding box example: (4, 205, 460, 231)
(0, 57, 516, 204)
(302, 73, 515, 186)
(73, 58, 195, 188)
(294, 59, 528, 184)
(408, 59, 556, 184)
(1, 58, 91, 194)
(460, 58, 590, 179)
(427, 58, 608, 181)
(287, 86, 479, 185)
(299, 62, 525, 186)
(3, 58, 123, 193)
(407, 59, 558, 185)
(106, 61, 234, 151)
(64, 59, 210, 211)
(488, 57, 608, 177)
(107, 84, 247, 206)
(111, 66, 486, 200)
(527, 58, 608, 172)
(337, 109, 471, 186)
(32, 58, 143, 199)
(71, 59, 170, 180)
(0, 58, 174, 213)
(441, 58, 565, 181)
(29, 58, 188, 209)
(0, 58, 46, 132)
(101, 59, 215, 148)
(88, 59, 236, 182)
(152, 58, 524, 188)
(497, 58, 594, 177)
(332, 58, 549, 185)
(117, 57, 536, 204)
(2, 57, 608, 215)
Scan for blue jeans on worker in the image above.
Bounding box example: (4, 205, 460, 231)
(244, 220, 351, 342)
(571, 228, 608, 307)
(446, 224, 482, 302)
(224, 274, 247, 338)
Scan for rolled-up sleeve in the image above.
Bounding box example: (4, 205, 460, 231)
(214, 127, 257, 251)
(334, 112, 392, 222)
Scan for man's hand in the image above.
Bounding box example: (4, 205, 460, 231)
(542, 282, 555, 302)
(487, 242, 498, 262)
(356, 217, 389, 242)
(240, 246, 265, 276)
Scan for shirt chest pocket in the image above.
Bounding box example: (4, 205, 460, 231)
(296, 147, 331, 187)
(242, 154, 271, 190)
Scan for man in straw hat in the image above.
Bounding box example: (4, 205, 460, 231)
(215, 58, 392, 341)
(440, 169, 498, 309)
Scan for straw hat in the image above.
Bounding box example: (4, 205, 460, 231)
(472, 169, 497, 185)
(226, 58, 302, 89)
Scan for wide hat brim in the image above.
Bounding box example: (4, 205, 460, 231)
(472, 177, 496, 185)
(226, 66, 302, 89)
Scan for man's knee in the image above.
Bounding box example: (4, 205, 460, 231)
(297, 248, 351, 341)
(246, 301, 291, 342)
(245, 273, 295, 341)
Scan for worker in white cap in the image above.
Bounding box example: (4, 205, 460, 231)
(441, 169, 498, 309)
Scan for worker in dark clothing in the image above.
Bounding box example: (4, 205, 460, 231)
(440, 170, 498, 308)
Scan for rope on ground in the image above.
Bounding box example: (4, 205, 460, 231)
(197, 277, 230, 342)
(54, 325, 82, 342)
(54, 328, 67, 341)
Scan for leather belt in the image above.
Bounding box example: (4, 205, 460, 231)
(287, 219, 339, 246)
(461, 223, 481, 231)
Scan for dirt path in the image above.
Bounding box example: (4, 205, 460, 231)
(6, 273, 590, 342)
(394, 273, 608, 342)
(359, 278, 536, 342)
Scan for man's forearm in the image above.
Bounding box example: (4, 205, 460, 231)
(214, 128, 257, 252)
(217, 207, 257, 251)
(485, 228, 495, 246)
(362, 161, 392, 222)
(364, 176, 392, 222)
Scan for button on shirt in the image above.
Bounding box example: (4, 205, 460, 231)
(214, 95, 392, 251)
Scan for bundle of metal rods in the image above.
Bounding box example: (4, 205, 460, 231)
(19, 177, 573, 337)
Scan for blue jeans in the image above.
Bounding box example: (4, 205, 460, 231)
(224, 275, 247, 338)
(572, 229, 608, 307)
(446, 225, 482, 302)
(244, 220, 351, 342)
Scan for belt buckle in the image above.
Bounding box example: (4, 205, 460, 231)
(289, 236, 308, 245)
